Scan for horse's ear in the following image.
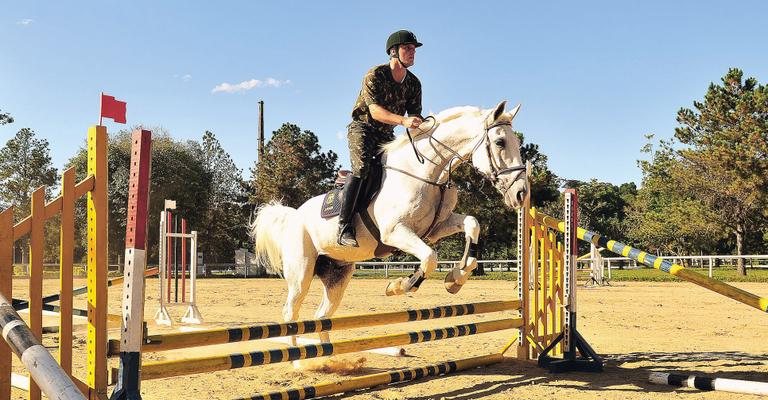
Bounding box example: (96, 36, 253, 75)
(508, 103, 522, 121)
(485, 100, 507, 127)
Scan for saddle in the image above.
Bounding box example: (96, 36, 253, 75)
(320, 155, 396, 257)
(320, 155, 384, 219)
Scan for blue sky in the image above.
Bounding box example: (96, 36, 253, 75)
(2, 1, 767, 186)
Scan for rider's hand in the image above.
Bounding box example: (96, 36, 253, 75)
(402, 116, 423, 129)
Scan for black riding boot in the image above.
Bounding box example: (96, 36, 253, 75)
(338, 175, 362, 247)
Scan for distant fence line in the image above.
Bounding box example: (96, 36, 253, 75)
(10, 254, 768, 279)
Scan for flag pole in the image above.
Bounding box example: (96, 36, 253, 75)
(99, 92, 103, 126)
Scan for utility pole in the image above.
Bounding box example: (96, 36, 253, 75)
(257, 100, 264, 163)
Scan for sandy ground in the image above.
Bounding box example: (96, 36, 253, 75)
(8, 276, 768, 400)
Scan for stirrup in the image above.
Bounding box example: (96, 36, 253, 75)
(337, 225, 359, 247)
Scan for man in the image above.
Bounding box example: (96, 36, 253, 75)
(338, 29, 424, 247)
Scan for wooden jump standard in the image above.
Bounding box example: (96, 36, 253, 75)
(107, 300, 518, 355)
(138, 318, 522, 380)
(1, 126, 109, 400)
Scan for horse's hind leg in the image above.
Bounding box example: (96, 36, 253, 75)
(281, 243, 317, 348)
(314, 261, 355, 343)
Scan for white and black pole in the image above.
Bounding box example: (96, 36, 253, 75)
(1, 293, 85, 400)
(650, 372, 768, 396)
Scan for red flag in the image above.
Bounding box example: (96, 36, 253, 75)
(100, 93, 127, 124)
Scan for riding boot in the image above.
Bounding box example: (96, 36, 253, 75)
(338, 175, 362, 247)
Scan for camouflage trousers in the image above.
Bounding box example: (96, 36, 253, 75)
(347, 121, 395, 179)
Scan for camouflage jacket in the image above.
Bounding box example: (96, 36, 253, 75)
(351, 64, 422, 134)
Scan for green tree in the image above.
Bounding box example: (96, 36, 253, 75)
(0, 128, 58, 217)
(68, 128, 211, 264)
(0, 109, 13, 125)
(564, 179, 636, 244)
(251, 123, 339, 208)
(0, 128, 58, 263)
(190, 131, 249, 262)
(673, 68, 768, 274)
(626, 135, 726, 256)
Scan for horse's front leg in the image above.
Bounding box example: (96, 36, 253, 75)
(381, 226, 438, 296)
(424, 213, 480, 294)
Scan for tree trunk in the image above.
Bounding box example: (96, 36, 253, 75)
(735, 223, 746, 276)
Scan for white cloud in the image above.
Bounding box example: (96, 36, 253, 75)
(336, 130, 346, 140)
(17, 19, 34, 25)
(211, 78, 291, 94)
(173, 74, 192, 82)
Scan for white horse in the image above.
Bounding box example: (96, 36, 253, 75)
(251, 100, 528, 344)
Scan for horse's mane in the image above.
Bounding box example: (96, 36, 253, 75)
(382, 106, 483, 154)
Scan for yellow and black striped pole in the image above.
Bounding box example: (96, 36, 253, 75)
(108, 300, 518, 355)
(239, 353, 506, 400)
(536, 211, 768, 313)
(139, 318, 521, 380)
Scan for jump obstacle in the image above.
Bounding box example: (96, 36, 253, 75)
(106, 176, 590, 398)
(3, 126, 768, 400)
(154, 209, 202, 326)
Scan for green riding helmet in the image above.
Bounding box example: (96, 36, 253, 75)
(386, 30, 423, 55)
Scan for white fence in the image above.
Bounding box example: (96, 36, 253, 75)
(357, 254, 768, 279)
(355, 260, 518, 277)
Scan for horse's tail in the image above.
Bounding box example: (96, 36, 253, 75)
(249, 201, 302, 276)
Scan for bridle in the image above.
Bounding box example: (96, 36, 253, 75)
(482, 121, 527, 196)
(386, 118, 527, 196)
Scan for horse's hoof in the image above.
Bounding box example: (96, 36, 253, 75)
(385, 279, 405, 296)
(444, 270, 463, 294)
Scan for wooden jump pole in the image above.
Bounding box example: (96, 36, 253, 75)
(239, 353, 506, 400)
(138, 318, 522, 380)
(108, 300, 519, 355)
(535, 212, 768, 313)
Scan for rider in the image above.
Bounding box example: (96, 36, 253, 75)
(338, 29, 425, 247)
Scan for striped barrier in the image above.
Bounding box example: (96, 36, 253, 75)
(138, 318, 522, 380)
(239, 353, 506, 400)
(107, 300, 518, 355)
(535, 211, 768, 313)
(649, 372, 768, 396)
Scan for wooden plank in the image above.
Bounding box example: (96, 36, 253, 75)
(86, 126, 108, 399)
(0, 208, 14, 400)
(29, 187, 45, 400)
(59, 168, 75, 374)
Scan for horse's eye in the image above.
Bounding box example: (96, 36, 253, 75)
(494, 138, 505, 148)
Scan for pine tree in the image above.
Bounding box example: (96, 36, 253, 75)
(673, 68, 768, 274)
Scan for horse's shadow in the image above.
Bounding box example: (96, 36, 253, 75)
(325, 351, 768, 399)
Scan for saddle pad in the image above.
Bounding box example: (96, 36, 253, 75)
(320, 188, 343, 219)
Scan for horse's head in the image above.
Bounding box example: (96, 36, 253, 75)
(469, 101, 528, 209)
